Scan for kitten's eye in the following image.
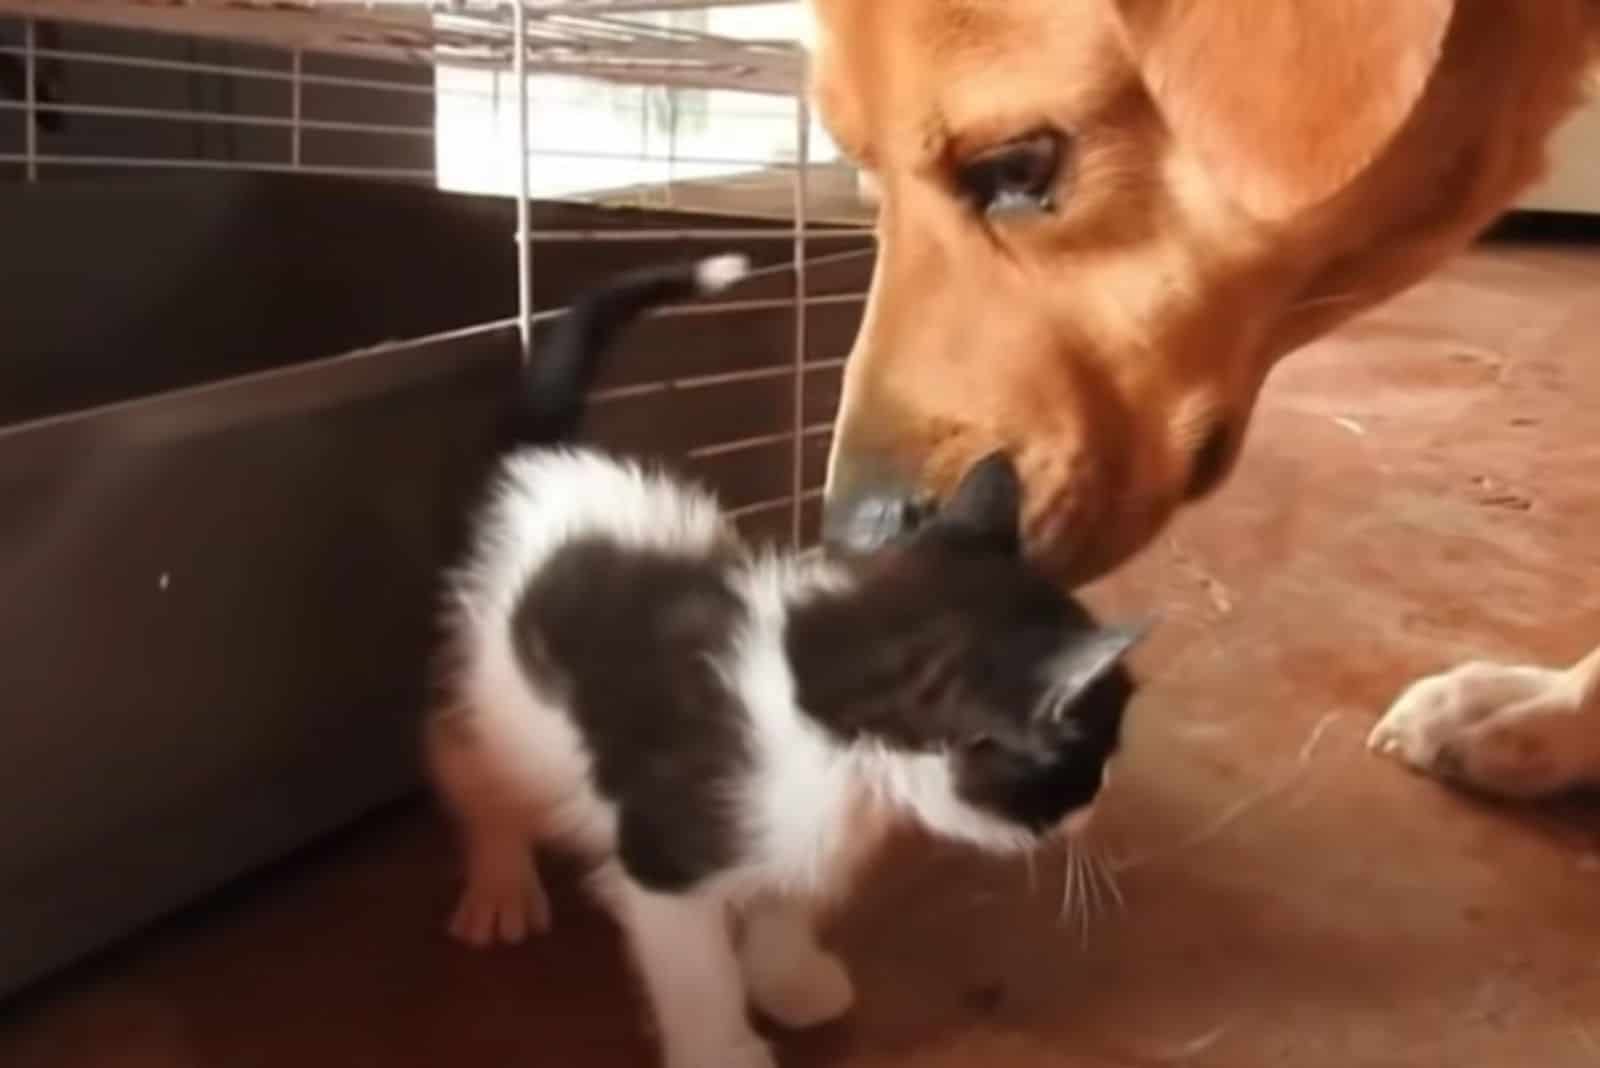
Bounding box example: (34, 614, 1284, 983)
(955, 131, 1067, 220)
(962, 733, 999, 755)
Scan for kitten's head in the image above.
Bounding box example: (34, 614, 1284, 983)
(793, 452, 1149, 850)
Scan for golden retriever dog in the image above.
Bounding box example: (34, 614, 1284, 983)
(806, 0, 1600, 801)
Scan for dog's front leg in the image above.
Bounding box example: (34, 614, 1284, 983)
(1367, 646, 1600, 800)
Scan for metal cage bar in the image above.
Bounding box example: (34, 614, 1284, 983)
(289, 48, 303, 168)
(512, 0, 533, 363)
(0, 1, 808, 95)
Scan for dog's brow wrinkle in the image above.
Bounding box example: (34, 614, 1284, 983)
(914, 110, 950, 167)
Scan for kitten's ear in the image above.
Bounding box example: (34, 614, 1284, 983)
(1036, 620, 1153, 720)
(930, 451, 1023, 553)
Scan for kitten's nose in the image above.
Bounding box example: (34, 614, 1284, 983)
(1061, 765, 1114, 838)
(1063, 804, 1098, 838)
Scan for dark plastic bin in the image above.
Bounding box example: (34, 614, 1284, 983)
(0, 172, 872, 998)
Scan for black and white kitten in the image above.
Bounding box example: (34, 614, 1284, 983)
(427, 254, 1147, 1068)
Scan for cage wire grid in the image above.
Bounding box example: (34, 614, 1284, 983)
(0, 0, 873, 546)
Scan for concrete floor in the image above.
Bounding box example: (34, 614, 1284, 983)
(3, 243, 1599, 1066)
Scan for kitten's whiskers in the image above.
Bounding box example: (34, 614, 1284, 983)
(1075, 849, 1092, 947)
(1057, 847, 1076, 925)
(1056, 846, 1094, 948)
(1054, 843, 1124, 948)
(1089, 850, 1125, 914)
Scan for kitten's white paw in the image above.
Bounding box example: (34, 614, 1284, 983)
(665, 1036, 778, 1068)
(448, 852, 550, 947)
(738, 899, 856, 1030)
(746, 945, 856, 1030)
(1369, 661, 1595, 799)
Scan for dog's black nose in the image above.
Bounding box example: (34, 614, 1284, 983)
(821, 464, 929, 552)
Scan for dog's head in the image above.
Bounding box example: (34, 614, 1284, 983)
(811, 0, 1593, 583)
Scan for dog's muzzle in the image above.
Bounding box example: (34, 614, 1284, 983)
(821, 462, 931, 552)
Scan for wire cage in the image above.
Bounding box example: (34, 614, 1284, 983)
(0, 0, 877, 540)
(0, 0, 875, 997)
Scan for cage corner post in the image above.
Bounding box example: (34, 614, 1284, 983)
(512, 0, 534, 365)
(23, 16, 37, 181)
(790, 92, 811, 547)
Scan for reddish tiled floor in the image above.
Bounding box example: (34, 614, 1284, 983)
(4, 243, 1599, 1067)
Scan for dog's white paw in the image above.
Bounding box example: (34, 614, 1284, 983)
(1439, 712, 1591, 799)
(448, 849, 551, 947)
(1369, 660, 1595, 799)
(1368, 669, 1488, 771)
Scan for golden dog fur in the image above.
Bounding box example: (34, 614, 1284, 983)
(807, 0, 1600, 800)
(809, 0, 1598, 585)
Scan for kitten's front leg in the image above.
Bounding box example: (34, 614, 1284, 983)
(738, 896, 855, 1030)
(612, 881, 776, 1068)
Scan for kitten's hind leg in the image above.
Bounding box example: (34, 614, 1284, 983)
(450, 826, 551, 946)
(426, 707, 552, 946)
(738, 895, 855, 1029)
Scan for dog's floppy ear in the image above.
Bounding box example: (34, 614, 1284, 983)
(1110, 0, 1455, 220)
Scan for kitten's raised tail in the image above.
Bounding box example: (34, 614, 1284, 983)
(510, 253, 752, 448)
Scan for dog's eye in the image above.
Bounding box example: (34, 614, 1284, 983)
(1184, 424, 1233, 500)
(956, 131, 1066, 219)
